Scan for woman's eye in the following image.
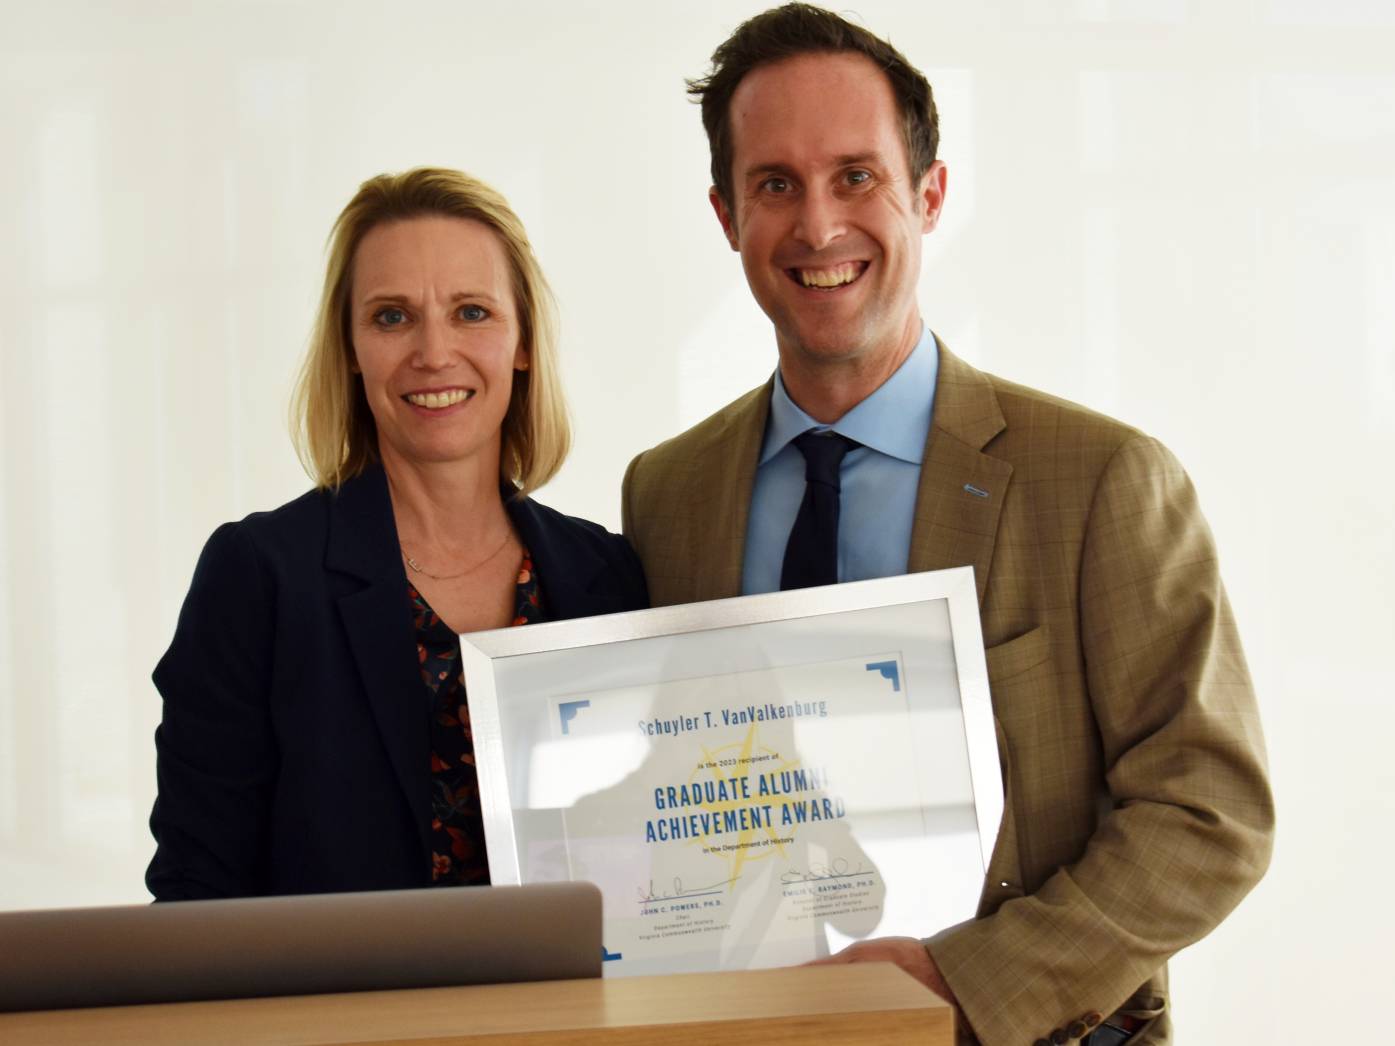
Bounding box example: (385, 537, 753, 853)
(458, 304, 488, 322)
(374, 307, 407, 327)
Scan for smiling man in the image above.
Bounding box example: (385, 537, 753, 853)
(622, 5, 1273, 1046)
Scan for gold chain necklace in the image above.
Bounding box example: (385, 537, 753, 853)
(400, 530, 513, 582)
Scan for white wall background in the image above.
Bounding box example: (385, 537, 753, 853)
(2, 0, 1392, 1039)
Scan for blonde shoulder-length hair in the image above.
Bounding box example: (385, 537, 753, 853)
(291, 167, 570, 494)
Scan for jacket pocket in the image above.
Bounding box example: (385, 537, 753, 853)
(984, 624, 1050, 684)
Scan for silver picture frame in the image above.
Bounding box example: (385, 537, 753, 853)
(459, 566, 1001, 977)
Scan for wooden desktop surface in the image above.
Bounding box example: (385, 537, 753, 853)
(0, 962, 952, 1045)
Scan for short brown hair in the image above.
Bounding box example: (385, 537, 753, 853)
(688, 3, 939, 213)
(291, 167, 570, 494)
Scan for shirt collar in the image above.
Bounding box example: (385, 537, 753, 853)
(759, 326, 938, 466)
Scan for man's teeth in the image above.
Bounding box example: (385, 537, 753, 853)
(797, 263, 862, 288)
(406, 389, 473, 409)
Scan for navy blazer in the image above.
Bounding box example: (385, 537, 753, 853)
(146, 466, 647, 900)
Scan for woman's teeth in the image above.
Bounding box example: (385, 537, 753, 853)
(406, 389, 473, 409)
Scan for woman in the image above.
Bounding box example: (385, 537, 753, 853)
(146, 168, 647, 899)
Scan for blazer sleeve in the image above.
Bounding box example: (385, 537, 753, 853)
(927, 437, 1275, 1046)
(591, 521, 650, 613)
(146, 522, 278, 900)
(621, 451, 644, 545)
(602, 523, 650, 612)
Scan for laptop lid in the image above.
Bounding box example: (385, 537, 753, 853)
(0, 881, 601, 1012)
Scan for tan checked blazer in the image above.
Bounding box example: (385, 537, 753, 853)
(622, 343, 1274, 1046)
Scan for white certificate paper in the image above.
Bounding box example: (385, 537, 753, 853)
(460, 568, 999, 977)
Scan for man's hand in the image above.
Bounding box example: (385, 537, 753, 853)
(804, 935, 957, 1005)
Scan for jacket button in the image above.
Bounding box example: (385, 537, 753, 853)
(1068, 1021, 1088, 1038)
(1051, 1030, 1069, 1044)
(1084, 1012, 1103, 1027)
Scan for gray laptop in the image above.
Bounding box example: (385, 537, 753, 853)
(0, 881, 601, 1012)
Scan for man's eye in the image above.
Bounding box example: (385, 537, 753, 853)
(374, 307, 407, 327)
(846, 169, 871, 186)
(761, 176, 791, 194)
(458, 304, 488, 322)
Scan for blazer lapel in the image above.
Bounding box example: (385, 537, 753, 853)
(908, 343, 1012, 605)
(324, 467, 431, 859)
(505, 494, 606, 618)
(690, 382, 770, 603)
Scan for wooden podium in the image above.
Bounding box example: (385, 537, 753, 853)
(0, 963, 953, 1045)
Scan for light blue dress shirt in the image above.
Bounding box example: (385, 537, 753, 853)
(741, 327, 939, 596)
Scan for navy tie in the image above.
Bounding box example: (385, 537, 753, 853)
(780, 430, 857, 591)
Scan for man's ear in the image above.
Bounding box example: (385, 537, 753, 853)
(918, 160, 948, 235)
(709, 187, 740, 251)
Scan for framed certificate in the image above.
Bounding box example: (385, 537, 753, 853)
(459, 566, 1000, 977)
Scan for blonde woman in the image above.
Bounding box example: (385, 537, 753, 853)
(147, 168, 647, 899)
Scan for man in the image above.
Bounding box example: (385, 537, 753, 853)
(622, 5, 1273, 1045)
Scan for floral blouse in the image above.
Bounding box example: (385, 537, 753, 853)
(409, 551, 544, 886)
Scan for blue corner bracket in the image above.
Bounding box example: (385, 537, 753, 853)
(602, 945, 623, 962)
(865, 660, 901, 692)
(558, 699, 591, 736)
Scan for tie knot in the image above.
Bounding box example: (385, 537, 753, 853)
(791, 430, 856, 488)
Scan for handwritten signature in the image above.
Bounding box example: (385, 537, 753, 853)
(636, 875, 739, 904)
(779, 858, 874, 885)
